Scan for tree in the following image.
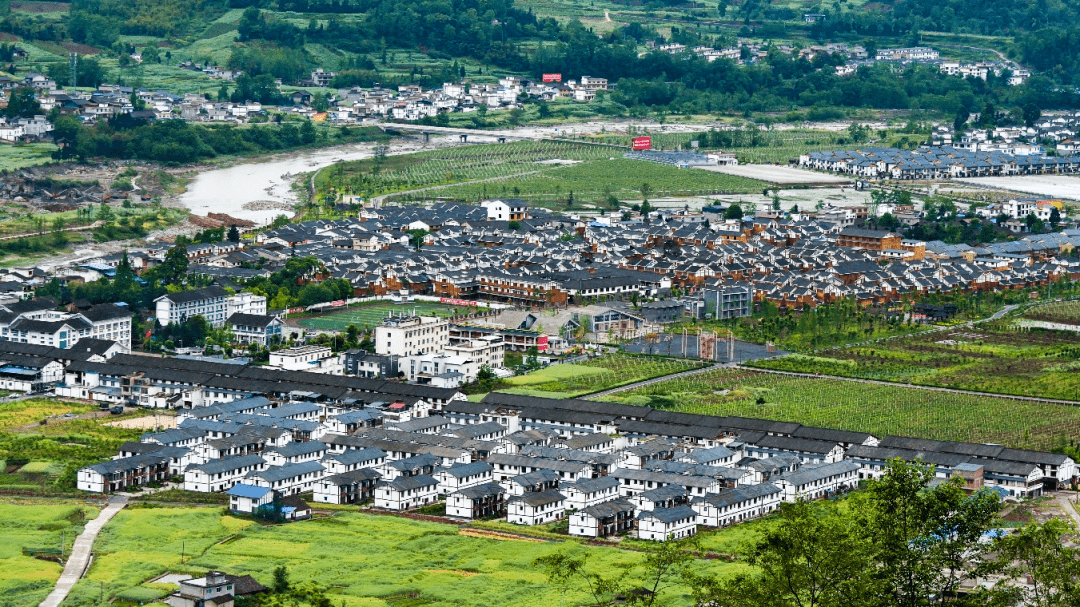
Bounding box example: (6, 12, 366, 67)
(639, 182, 653, 202)
(983, 519, 1080, 607)
(724, 204, 744, 220)
(858, 460, 999, 607)
(772, 191, 781, 211)
(1023, 102, 1042, 127)
(534, 550, 621, 606)
(272, 565, 290, 594)
(691, 500, 875, 607)
(227, 225, 241, 243)
(507, 220, 522, 230)
(631, 538, 699, 606)
(3, 87, 41, 119)
(1050, 206, 1061, 227)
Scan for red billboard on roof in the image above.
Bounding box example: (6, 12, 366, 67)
(542, 73, 562, 83)
(632, 136, 652, 151)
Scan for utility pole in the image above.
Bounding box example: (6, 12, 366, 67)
(68, 52, 77, 89)
(60, 530, 65, 560)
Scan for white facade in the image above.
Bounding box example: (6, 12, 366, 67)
(226, 292, 267, 317)
(774, 461, 860, 502)
(692, 483, 782, 527)
(268, 346, 343, 374)
(507, 490, 566, 525)
(373, 475, 440, 510)
(155, 286, 229, 327)
(375, 315, 450, 357)
(636, 505, 698, 542)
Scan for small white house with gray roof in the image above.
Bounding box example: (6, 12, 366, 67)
(636, 505, 698, 541)
(245, 460, 326, 495)
(433, 461, 494, 495)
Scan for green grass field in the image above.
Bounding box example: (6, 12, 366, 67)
(0, 143, 59, 170)
(296, 302, 486, 332)
(500, 353, 706, 398)
(57, 507, 747, 606)
(0, 502, 99, 606)
(423, 158, 770, 205)
(604, 367, 1080, 450)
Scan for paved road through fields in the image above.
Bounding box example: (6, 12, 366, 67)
(39, 496, 127, 607)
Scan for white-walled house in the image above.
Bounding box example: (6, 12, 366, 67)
(244, 461, 326, 496)
(433, 461, 493, 496)
(446, 482, 507, 519)
(507, 489, 566, 525)
(636, 505, 698, 542)
(226, 483, 275, 514)
(321, 447, 386, 475)
(561, 476, 620, 511)
(773, 461, 859, 502)
(77, 453, 170, 493)
(314, 469, 381, 505)
(373, 474, 440, 510)
(569, 499, 635, 538)
(692, 483, 782, 527)
(184, 454, 266, 493)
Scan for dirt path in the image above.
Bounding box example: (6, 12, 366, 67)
(39, 496, 127, 607)
(0, 220, 103, 242)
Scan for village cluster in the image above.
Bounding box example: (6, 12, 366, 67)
(0, 192, 1061, 537)
(67, 358, 1073, 541)
(0, 41, 1035, 141)
(0, 194, 1075, 393)
(650, 41, 1029, 84)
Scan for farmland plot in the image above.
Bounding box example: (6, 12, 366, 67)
(605, 367, 1080, 450)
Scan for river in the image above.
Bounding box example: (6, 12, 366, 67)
(176, 141, 431, 225)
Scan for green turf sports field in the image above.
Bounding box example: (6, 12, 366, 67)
(296, 302, 487, 332)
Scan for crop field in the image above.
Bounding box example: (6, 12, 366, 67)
(0, 502, 99, 606)
(0, 415, 143, 492)
(0, 398, 96, 431)
(58, 507, 745, 606)
(0, 143, 59, 170)
(501, 353, 706, 398)
(318, 140, 613, 199)
(749, 321, 1080, 401)
(428, 158, 769, 204)
(604, 367, 1080, 450)
(1023, 300, 1080, 325)
(297, 302, 485, 332)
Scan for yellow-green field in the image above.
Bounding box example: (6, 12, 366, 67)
(57, 507, 747, 606)
(0, 398, 97, 431)
(0, 501, 100, 606)
(499, 353, 706, 398)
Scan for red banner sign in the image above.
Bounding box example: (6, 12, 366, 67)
(330, 300, 345, 307)
(542, 73, 562, 83)
(632, 136, 652, 151)
(439, 298, 480, 307)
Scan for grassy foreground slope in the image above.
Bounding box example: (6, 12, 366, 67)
(61, 507, 745, 606)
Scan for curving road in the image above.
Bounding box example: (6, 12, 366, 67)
(39, 496, 127, 607)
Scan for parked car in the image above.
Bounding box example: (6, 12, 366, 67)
(109, 406, 124, 415)
(99, 403, 111, 411)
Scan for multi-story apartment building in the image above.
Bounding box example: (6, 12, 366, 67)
(155, 285, 229, 327)
(375, 315, 450, 357)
